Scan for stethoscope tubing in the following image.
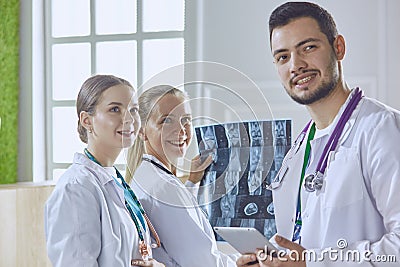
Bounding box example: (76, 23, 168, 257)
(142, 157, 174, 176)
(268, 88, 363, 191)
(316, 88, 362, 174)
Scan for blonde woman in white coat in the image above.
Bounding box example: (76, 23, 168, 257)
(45, 75, 164, 267)
(126, 85, 238, 267)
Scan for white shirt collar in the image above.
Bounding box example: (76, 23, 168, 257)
(314, 88, 357, 140)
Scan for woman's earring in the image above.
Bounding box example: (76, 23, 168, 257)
(88, 128, 93, 133)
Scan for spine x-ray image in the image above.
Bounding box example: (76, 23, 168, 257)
(195, 120, 291, 241)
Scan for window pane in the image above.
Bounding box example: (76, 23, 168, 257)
(143, 38, 184, 83)
(143, 0, 184, 32)
(96, 41, 137, 87)
(96, 0, 137, 35)
(53, 107, 85, 163)
(52, 0, 90, 37)
(52, 43, 91, 100)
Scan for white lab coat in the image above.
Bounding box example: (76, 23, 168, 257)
(272, 90, 400, 266)
(131, 154, 238, 267)
(45, 153, 152, 267)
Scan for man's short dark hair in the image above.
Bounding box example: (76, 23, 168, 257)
(269, 2, 338, 46)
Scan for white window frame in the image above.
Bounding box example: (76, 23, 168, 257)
(27, 0, 185, 181)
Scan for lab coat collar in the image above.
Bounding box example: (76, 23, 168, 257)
(142, 154, 171, 172)
(273, 137, 308, 240)
(142, 154, 178, 180)
(338, 88, 364, 145)
(313, 88, 363, 145)
(75, 152, 128, 207)
(137, 154, 197, 209)
(142, 154, 188, 189)
(73, 152, 115, 186)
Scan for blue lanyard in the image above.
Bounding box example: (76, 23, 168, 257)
(113, 177, 147, 232)
(84, 148, 147, 241)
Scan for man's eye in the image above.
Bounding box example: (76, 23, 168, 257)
(275, 55, 288, 63)
(304, 45, 316, 51)
(110, 107, 120, 112)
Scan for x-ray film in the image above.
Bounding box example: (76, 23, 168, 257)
(195, 120, 292, 240)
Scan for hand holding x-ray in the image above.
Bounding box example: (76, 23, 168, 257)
(188, 153, 214, 184)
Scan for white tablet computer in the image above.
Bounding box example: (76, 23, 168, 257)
(214, 227, 278, 254)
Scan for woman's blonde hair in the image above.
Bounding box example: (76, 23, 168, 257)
(125, 85, 189, 183)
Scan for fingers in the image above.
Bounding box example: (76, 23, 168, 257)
(192, 154, 201, 160)
(199, 154, 213, 169)
(188, 154, 214, 184)
(190, 154, 203, 170)
(131, 259, 165, 267)
(275, 235, 304, 252)
(191, 154, 212, 172)
(236, 254, 259, 267)
(256, 249, 275, 267)
(131, 259, 151, 266)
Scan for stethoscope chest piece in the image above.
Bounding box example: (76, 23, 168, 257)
(304, 172, 324, 192)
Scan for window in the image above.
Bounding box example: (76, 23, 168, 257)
(41, 0, 185, 181)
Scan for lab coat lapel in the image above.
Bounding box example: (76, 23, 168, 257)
(76, 153, 127, 208)
(338, 98, 364, 145)
(106, 179, 126, 207)
(273, 135, 308, 240)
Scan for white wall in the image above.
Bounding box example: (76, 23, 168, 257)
(387, 0, 400, 107)
(185, 0, 400, 135)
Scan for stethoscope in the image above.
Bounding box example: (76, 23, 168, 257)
(267, 88, 363, 192)
(142, 156, 175, 176)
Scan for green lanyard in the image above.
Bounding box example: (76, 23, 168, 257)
(292, 123, 316, 243)
(83, 148, 147, 242)
(299, 123, 316, 198)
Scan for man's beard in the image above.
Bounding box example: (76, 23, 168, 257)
(285, 54, 339, 105)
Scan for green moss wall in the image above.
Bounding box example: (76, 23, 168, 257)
(0, 0, 19, 183)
